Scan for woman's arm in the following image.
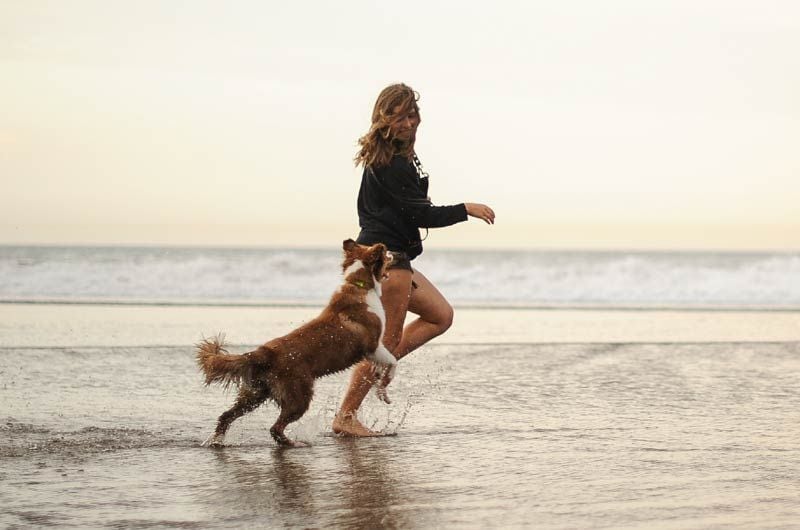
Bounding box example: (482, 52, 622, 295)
(371, 161, 468, 228)
(464, 203, 496, 224)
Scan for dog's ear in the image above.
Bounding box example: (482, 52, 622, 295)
(368, 244, 389, 278)
(366, 243, 384, 262)
(373, 243, 388, 261)
(342, 239, 356, 252)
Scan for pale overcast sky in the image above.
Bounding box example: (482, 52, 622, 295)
(2, 1, 798, 249)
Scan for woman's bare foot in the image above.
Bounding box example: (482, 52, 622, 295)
(332, 412, 383, 437)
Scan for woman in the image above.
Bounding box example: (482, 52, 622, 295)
(332, 83, 495, 437)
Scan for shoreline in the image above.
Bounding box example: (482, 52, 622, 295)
(3, 298, 800, 312)
(2, 302, 798, 348)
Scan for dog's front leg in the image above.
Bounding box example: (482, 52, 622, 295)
(370, 343, 397, 367)
(377, 363, 397, 402)
(370, 344, 397, 404)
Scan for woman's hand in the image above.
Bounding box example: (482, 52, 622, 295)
(465, 203, 495, 225)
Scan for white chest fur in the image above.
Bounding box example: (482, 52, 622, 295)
(343, 260, 383, 322)
(365, 288, 386, 340)
(364, 275, 396, 369)
(343, 260, 395, 368)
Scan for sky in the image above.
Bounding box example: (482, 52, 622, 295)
(1, 0, 798, 250)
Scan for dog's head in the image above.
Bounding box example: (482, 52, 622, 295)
(342, 239, 392, 282)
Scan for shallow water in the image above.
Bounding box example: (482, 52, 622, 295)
(3, 340, 800, 529)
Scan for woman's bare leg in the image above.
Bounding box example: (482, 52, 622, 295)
(333, 268, 412, 436)
(390, 269, 454, 361)
(333, 268, 454, 436)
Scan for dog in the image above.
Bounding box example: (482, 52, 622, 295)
(196, 239, 397, 447)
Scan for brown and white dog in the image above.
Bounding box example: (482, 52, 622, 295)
(196, 239, 397, 447)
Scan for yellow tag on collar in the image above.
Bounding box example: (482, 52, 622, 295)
(350, 279, 367, 289)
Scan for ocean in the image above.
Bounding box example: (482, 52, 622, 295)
(1, 245, 799, 309)
(2, 245, 799, 529)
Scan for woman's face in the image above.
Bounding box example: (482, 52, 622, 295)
(389, 104, 420, 142)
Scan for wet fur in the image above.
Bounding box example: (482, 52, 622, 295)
(196, 239, 396, 447)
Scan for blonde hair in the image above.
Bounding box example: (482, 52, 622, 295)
(354, 83, 420, 169)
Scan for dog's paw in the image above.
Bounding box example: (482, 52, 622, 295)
(375, 363, 395, 404)
(376, 386, 392, 404)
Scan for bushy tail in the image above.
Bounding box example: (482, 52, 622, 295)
(195, 334, 265, 389)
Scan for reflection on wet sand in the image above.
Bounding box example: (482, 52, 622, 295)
(331, 437, 410, 529)
(203, 438, 410, 528)
(207, 448, 315, 524)
(6, 341, 799, 528)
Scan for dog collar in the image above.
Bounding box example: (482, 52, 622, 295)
(348, 279, 369, 289)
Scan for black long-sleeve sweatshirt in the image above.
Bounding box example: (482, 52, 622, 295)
(355, 155, 468, 260)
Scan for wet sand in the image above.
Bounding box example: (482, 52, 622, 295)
(2, 303, 799, 347)
(2, 304, 799, 528)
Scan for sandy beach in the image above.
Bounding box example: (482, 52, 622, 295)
(2, 303, 799, 348)
(2, 302, 800, 528)
(5, 0, 800, 524)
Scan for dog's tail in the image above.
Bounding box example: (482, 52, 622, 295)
(195, 334, 268, 389)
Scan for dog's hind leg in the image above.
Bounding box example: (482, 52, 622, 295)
(269, 403, 311, 448)
(269, 380, 313, 448)
(203, 385, 270, 448)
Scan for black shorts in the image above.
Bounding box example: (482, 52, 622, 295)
(386, 250, 419, 289)
(386, 250, 413, 272)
